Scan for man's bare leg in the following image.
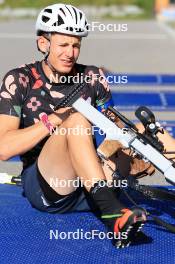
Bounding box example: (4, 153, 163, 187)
(38, 112, 106, 195)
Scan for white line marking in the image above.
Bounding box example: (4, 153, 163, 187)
(158, 21, 175, 40)
(0, 33, 35, 39)
(0, 32, 167, 40)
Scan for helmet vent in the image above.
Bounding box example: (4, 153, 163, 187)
(76, 28, 83, 32)
(79, 12, 82, 20)
(42, 15, 50, 23)
(59, 8, 66, 16)
(72, 7, 78, 24)
(44, 8, 52, 14)
(66, 26, 73, 32)
(65, 6, 73, 18)
(85, 21, 89, 30)
(57, 15, 64, 26)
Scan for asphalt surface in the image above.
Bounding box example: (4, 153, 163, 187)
(0, 19, 175, 76)
(0, 19, 175, 185)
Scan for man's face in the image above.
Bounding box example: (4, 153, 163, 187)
(48, 33, 81, 74)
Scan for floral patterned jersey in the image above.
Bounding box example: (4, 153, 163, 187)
(0, 61, 113, 170)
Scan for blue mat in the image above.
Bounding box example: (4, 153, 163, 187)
(112, 92, 175, 111)
(1, 184, 175, 264)
(7, 156, 21, 162)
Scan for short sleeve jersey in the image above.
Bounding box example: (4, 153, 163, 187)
(0, 61, 113, 170)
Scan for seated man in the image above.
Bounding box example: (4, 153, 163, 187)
(0, 3, 147, 248)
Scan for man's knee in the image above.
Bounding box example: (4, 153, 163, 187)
(64, 112, 91, 128)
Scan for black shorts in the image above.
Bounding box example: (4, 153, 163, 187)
(21, 161, 96, 213)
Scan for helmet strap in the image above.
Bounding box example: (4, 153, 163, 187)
(43, 34, 61, 76)
(44, 56, 59, 75)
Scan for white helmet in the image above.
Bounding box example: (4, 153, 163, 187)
(36, 3, 89, 37)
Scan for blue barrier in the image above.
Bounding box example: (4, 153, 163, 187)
(112, 92, 175, 110)
(106, 73, 175, 86)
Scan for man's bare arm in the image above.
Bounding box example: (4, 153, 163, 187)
(0, 109, 73, 160)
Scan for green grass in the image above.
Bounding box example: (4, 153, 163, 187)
(0, 0, 155, 18)
(102, 13, 153, 20)
(168, 22, 175, 29)
(133, 0, 155, 17)
(1, 0, 124, 8)
(1, 0, 154, 9)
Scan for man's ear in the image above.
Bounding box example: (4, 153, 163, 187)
(37, 36, 49, 53)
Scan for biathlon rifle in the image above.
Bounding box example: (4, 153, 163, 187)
(54, 82, 175, 185)
(72, 98, 175, 185)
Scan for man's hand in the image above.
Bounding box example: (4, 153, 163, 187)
(49, 107, 76, 126)
(55, 107, 76, 120)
